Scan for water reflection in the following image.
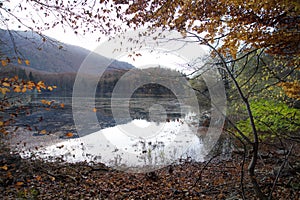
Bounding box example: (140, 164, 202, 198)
(16, 96, 211, 172)
(27, 112, 206, 172)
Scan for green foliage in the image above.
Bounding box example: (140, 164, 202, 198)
(237, 99, 300, 139)
(17, 188, 40, 199)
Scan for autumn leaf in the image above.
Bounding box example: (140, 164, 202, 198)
(40, 129, 47, 134)
(22, 87, 27, 93)
(0, 87, 10, 95)
(1, 60, 7, 66)
(36, 175, 42, 181)
(47, 86, 53, 91)
(60, 103, 65, 108)
(0, 165, 8, 171)
(15, 181, 24, 186)
(37, 81, 46, 89)
(17, 57, 22, 64)
(2, 82, 10, 87)
(65, 132, 74, 137)
(25, 59, 30, 66)
(40, 99, 47, 104)
(14, 86, 21, 93)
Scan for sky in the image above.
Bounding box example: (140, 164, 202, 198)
(44, 26, 105, 51)
(1, 0, 209, 74)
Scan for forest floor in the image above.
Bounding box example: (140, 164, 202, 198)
(0, 135, 300, 199)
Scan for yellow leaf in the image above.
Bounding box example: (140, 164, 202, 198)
(1, 60, 7, 67)
(47, 86, 53, 91)
(17, 58, 22, 64)
(93, 108, 97, 112)
(0, 165, 8, 171)
(2, 82, 10, 87)
(40, 99, 47, 104)
(14, 86, 21, 93)
(0, 87, 10, 95)
(37, 81, 46, 89)
(40, 129, 47, 134)
(22, 87, 27, 93)
(25, 60, 30, 66)
(0, 121, 3, 126)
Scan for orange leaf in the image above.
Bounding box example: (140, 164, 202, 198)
(25, 60, 30, 66)
(15, 181, 24, 186)
(40, 99, 48, 105)
(14, 86, 21, 93)
(65, 132, 74, 137)
(40, 129, 47, 134)
(1, 60, 7, 67)
(22, 87, 27, 93)
(36, 175, 42, 181)
(60, 103, 65, 108)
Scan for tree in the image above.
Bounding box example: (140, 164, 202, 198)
(28, 71, 34, 82)
(108, 1, 299, 199)
(0, 1, 299, 199)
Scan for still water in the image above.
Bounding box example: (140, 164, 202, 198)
(15, 96, 213, 172)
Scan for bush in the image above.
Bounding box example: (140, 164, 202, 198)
(236, 99, 300, 139)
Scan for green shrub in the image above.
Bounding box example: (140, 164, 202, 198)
(236, 99, 300, 139)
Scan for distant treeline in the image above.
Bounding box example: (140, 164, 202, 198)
(1, 66, 190, 97)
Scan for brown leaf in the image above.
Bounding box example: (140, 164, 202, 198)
(15, 181, 24, 186)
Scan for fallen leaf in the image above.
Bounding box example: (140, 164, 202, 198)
(36, 175, 42, 181)
(2, 82, 10, 87)
(16, 181, 24, 186)
(65, 132, 74, 137)
(0, 165, 8, 171)
(1, 60, 7, 66)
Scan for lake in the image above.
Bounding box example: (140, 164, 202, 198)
(8, 95, 227, 172)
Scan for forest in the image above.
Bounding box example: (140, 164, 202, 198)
(0, 0, 300, 199)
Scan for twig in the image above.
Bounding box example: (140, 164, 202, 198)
(192, 154, 219, 187)
(268, 145, 293, 200)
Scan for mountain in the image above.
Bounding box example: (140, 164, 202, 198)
(0, 29, 134, 73)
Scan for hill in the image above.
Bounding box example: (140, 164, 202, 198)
(0, 29, 134, 73)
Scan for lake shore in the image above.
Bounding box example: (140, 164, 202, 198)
(1, 136, 299, 199)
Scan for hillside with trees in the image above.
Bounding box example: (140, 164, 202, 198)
(0, 1, 299, 199)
